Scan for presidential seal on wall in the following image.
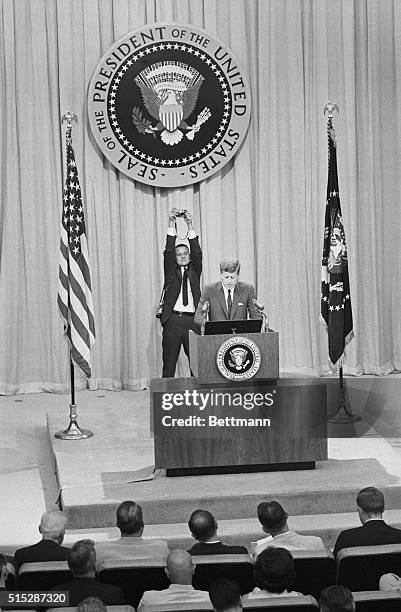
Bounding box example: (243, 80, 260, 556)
(216, 336, 261, 381)
(88, 23, 251, 187)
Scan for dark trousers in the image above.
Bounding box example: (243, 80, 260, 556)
(162, 312, 198, 378)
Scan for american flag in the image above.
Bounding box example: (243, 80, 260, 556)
(321, 117, 354, 368)
(58, 132, 95, 377)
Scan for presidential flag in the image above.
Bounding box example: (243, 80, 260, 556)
(58, 132, 95, 377)
(321, 117, 354, 368)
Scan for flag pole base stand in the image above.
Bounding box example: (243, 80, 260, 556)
(328, 390, 361, 424)
(55, 404, 94, 440)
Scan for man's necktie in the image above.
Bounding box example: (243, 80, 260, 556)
(182, 267, 188, 306)
(227, 289, 232, 318)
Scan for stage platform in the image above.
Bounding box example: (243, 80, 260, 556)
(45, 377, 401, 550)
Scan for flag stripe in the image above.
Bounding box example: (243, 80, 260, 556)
(58, 138, 95, 378)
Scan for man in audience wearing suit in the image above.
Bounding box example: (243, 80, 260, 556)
(252, 501, 325, 558)
(95, 500, 168, 564)
(52, 540, 124, 606)
(187, 509, 248, 555)
(209, 579, 243, 612)
(194, 256, 262, 326)
(160, 208, 202, 378)
(333, 486, 401, 557)
(137, 549, 210, 611)
(14, 510, 69, 569)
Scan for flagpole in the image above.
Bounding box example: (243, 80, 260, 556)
(322, 102, 360, 425)
(55, 111, 94, 441)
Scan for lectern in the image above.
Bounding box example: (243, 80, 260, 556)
(189, 329, 279, 384)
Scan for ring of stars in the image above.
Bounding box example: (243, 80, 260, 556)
(107, 42, 232, 167)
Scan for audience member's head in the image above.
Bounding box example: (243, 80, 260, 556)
(254, 547, 296, 594)
(319, 585, 355, 612)
(165, 549, 195, 585)
(188, 509, 218, 542)
(257, 501, 288, 536)
(68, 540, 96, 577)
(78, 597, 107, 612)
(0, 554, 9, 587)
(116, 500, 144, 536)
(39, 511, 67, 544)
(209, 579, 242, 612)
(356, 487, 384, 522)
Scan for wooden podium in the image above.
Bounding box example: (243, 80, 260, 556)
(151, 326, 327, 475)
(189, 329, 279, 384)
(151, 377, 327, 475)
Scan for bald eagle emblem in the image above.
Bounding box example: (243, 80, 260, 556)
(228, 347, 250, 371)
(133, 62, 211, 145)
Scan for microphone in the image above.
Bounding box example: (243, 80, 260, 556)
(201, 301, 210, 314)
(252, 298, 265, 311)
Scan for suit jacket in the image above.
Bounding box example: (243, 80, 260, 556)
(194, 281, 262, 326)
(333, 519, 401, 557)
(188, 541, 248, 555)
(160, 234, 202, 325)
(14, 539, 70, 569)
(52, 577, 125, 606)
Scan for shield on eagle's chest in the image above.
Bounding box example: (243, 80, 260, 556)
(159, 104, 183, 132)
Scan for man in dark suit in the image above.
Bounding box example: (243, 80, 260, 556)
(194, 257, 262, 326)
(14, 511, 69, 569)
(333, 486, 401, 557)
(187, 510, 247, 555)
(53, 540, 124, 606)
(160, 208, 202, 378)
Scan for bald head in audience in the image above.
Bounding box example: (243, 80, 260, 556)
(78, 597, 107, 612)
(165, 549, 195, 584)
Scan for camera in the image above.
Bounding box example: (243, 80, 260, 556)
(156, 305, 163, 319)
(175, 209, 189, 219)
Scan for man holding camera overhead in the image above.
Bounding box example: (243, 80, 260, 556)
(159, 208, 202, 378)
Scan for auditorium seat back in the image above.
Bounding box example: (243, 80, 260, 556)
(353, 589, 401, 612)
(18, 560, 71, 590)
(47, 607, 135, 612)
(142, 605, 212, 612)
(336, 543, 401, 590)
(242, 595, 319, 611)
(97, 558, 169, 608)
(192, 553, 254, 594)
(144, 597, 319, 612)
(291, 549, 336, 598)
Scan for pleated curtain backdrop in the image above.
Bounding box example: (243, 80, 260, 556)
(0, 0, 400, 394)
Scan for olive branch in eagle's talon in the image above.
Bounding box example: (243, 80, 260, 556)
(132, 107, 156, 137)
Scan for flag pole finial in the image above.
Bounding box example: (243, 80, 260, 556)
(62, 111, 78, 142)
(62, 110, 78, 126)
(324, 101, 339, 119)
